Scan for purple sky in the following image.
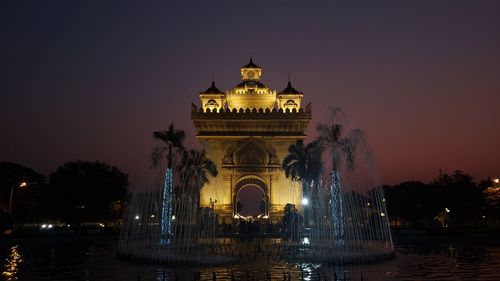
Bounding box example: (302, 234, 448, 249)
(1, 1, 499, 186)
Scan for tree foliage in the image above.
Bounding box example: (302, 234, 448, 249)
(385, 170, 486, 226)
(44, 160, 128, 223)
(151, 122, 186, 170)
(316, 123, 361, 171)
(383, 181, 433, 225)
(178, 149, 218, 200)
(282, 140, 322, 192)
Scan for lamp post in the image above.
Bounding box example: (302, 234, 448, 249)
(302, 197, 310, 228)
(8, 181, 28, 214)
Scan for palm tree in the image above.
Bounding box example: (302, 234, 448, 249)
(168, 149, 217, 244)
(316, 126, 358, 171)
(282, 140, 323, 197)
(152, 123, 186, 170)
(282, 140, 323, 226)
(316, 110, 360, 242)
(151, 122, 185, 243)
(178, 149, 218, 206)
(175, 149, 218, 244)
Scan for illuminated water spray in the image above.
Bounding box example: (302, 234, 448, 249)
(117, 107, 394, 265)
(161, 168, 173, 245)
(331, 170, 344, 243)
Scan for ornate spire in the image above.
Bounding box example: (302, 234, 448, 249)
(279, 79, 302, 94)
(243, 57, 260, 68)
(202, 81, 223, 94)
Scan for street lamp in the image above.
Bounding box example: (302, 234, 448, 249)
(8, 181, 28, 214)
(301, 197, 309, 206)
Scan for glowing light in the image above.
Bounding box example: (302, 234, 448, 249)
(19, 181, 28, 187)
(48, 224, 53, 229)
(302, 237, 310, 245)
(380, 212, 386, 217)
(150, 214, 155, 218)
(494, 178, 499, 184)
(161, 168, 173, 245)
(445, 208, 450, 213)
(171, 215, 176, 220)
(263, 215, 269, 219)
(41, 224, 47, 229)
(301, 197, 309, 206)
(134, 215, 140, 220)
(99, 223, 105, 227)
(331, 170, 345, 242)
(1, 245, 21, 280)
(234, 215, 239, 219)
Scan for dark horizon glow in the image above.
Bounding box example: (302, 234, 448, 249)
(1, 1, 499, 186)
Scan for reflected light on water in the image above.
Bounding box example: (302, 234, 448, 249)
(3, 238, 500, 280)
(1, 245, 22, 280)
(298, 263, 322, 281)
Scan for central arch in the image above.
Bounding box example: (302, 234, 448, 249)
(233, 175, 269, 217)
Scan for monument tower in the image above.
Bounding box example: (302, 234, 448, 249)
(191, 59, 311, 221)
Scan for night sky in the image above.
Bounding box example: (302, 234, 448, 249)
(1, 1, 499, 187)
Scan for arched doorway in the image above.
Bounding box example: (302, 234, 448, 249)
(233, 176, 269, 218)
(236, 185, 266, 217)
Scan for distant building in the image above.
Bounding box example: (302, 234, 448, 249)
(191, 59, 311, 221)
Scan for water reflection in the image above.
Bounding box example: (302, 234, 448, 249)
(142, 239, 500, 281)
(150, 262, 351, 281)
(2, 237, 500, 280)
(1, 245, 22, 281)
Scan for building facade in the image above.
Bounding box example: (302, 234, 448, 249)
(191, 59, 311, 221)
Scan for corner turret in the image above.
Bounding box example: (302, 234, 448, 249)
(276, 79, 303, 111)
(199, 81, 226, 112)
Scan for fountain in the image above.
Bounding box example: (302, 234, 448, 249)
(285, 108, 394, 263)
(117, 108, 394, 266)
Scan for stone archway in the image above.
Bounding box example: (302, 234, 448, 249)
(233, 175, 269, 217)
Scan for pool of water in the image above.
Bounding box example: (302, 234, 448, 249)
(1, 235, 500, 280)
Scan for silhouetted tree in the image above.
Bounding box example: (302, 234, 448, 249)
(44, 160, 128, 223)
(151, 122, 186, 239)
(432, 170, 482, 226)
(384, 181, 433, 226)
(181, 150, 218, 236)
(178, 149, 218, 207)
(478, 177, 493, 191)
(282, 139, 322, 226)
(151, 122, 185, 171)
(316, 109, 363, 239)
(385, 171, 485, 227)
(282, 140, 323, 197)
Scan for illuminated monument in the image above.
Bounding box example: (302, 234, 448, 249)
(191, 59, 311, 220)
(118, 59, 393, 265)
